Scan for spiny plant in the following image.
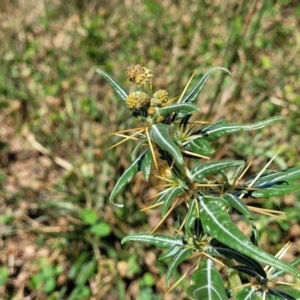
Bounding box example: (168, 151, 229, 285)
(97, 64, 300, 299)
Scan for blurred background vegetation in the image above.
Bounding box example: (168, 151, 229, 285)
(0, 0, 300, 299)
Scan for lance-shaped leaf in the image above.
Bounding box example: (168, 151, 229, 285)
(96, 69, 128, 102)
(251, 184, 300, 198)
(270, 286, 300, 300)
(185, 199, 200, 237)
(184, 138, 215, 157)
(162, 186, 185, 216)
(203, 117, 284, 142)
(140, 149, 153, 181)
(192, 160, 245, 181)
(159, 246, 182, 261)
(198, 195, 300, 278)
(246, 166, 300, 187)
(154, 103, 199, 118)
(209, 239, 266, 278)
(223, 193, 251, 218)
(182, 67, 231, 104)
(150, 124, 185, 168)
(131, 140, 147, 161)
(196, 119, 228, 133)
(267, 288, 296, 300)
(232, 265, 262, 278)
(187, 259, 228, 300)
(153, 186, 173, 204)
(109, 151, 145, 207)
(236, 287, 257, 300)
(121, 234, 183, 249)
(271, 257, 300, 278)
(76, 259, 97, 285)
(166, 248, 193, 286)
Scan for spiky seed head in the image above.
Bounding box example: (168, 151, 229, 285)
(126, 64, 143, 81)
(125, 64, 154, 86)
(153, 90, 168, 103)
(141, 67, 154, 86)
(151, 90, 169, 107)
(150, 97, 162, 107)
(126, 91, 150, 110)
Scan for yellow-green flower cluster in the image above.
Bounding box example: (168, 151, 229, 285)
(126, 91, 150, 110)
(126, 89, 169, 112)
(159, 163, 173, 180)
(125, 65, 169, 124)
(126, 64, 154, 87)
(150, 90, 169, 107)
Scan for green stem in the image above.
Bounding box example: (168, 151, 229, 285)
(224, 259, 243, 299)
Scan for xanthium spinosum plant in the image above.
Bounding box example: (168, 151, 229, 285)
(97, 65, 300, 300)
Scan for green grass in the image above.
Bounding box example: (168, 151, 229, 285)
(0, 0, 299, 299)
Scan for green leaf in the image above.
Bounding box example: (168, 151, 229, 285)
(198, 195, 300, 279)
(162, 186, 185, 216)
(192, 160, 245, 181)
(0, 267, 9, 287)
(127, 254, 140, 276)
(232, 265, 262, 278)
(236, 287, 258, 300)
(76, 260, 97, 285)
(109, 152, 145, 207)
(203, 117, 285, 142)
(96, 69, 128, 102)
(209, 239, 266, 278)
(182, 67, 231, 104)
(250, 166, 300, 187)
(149, 124, 185, 168)
(272, 286, 300, 299)
(140, 149, 153, 181)
(184, 199, 200, 237)
(43, 277, 56, 293)
(230, 165, 246, 185)
(68, 286, 91, 300)
(184, 138, 215, 156)
(268, 288, 297, 299)
(131, 140, 147, 161)
(272, 165, 300, 183)
(142, 272, 155, 287)
(154, 186, 173, 204)
(68, 253, 90, 279)
(187, 259, 228, 300)
(166, 248, 193, 287)
(222, 193, 251, 218)
(90, 222, 111, 237)
(154, 103, 199, 117)
(272, 256, 300, 278)
(200, 119, 228, 131)
(80, 209, 98, 225)
(159, 246, 182, 261)
(251, 184, 300, 198)
(121, 234, 183, 249)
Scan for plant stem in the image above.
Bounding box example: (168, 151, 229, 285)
(224, 259, 243, 299)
